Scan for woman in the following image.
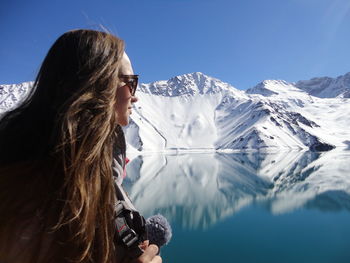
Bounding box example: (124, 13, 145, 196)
(0, 29, 161, 263)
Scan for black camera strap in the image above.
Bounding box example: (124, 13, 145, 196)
(113, 181, 147, 259)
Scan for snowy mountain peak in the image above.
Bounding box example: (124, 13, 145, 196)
(139, 72, 236, 97)
(246, 79, 305, 97)
(170, 72, 206, 83)
(0, 81, 33, 116)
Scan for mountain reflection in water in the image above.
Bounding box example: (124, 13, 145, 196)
(124, 149, 350, 229)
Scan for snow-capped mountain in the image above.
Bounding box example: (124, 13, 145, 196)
(0, 81, 32, 118)
(1, 72, 349, 151)
(126, 72, 349, 151)
(295, 72, 350, 98)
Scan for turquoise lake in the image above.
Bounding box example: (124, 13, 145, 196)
(124, 150, 350, 263)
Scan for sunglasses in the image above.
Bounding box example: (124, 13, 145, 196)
(119, 74, 138, 96)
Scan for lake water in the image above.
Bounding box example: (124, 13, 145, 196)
(124, 149, 350, 263)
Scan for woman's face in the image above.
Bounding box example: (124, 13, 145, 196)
(115, 52, 138, 126)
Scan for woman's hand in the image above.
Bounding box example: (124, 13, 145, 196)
(120, 240, 162, 263)
(133, 241, 162, 263)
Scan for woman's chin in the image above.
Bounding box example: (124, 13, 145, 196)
(117, 118, 129, 127)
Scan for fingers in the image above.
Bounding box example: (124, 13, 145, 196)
(139, 240, 149, 251)
(136, 244, 162, 263)
(140, 244, 158, 260)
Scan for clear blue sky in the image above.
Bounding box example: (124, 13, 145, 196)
(1, 0, 350, 89)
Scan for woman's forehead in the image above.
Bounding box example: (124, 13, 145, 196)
(119, 52, 134, 75)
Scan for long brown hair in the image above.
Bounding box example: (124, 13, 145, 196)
(0, 29, 125, 262)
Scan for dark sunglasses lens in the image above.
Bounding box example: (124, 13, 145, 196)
(120, 75, 138, 95)
(130, 78, 138, 96)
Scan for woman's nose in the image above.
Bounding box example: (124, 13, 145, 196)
(131, 96, 138, 103)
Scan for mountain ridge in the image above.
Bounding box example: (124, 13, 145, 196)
(1, 71, 349, 151)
